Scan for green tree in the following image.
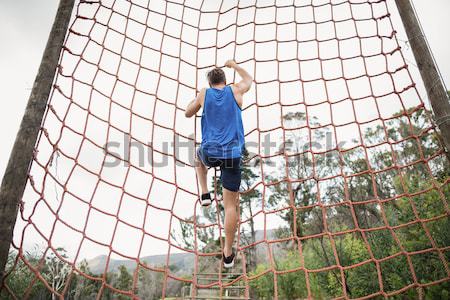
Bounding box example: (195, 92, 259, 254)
(248, 264, 274, 299)
(263, 107, 449, 298)
(3, 247, 51, 299)
(42, 247, 71, 300)
(71, 259, 101, 300)
(115, 265, 133, 299)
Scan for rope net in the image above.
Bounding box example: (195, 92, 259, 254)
(2, 0, 450, 299)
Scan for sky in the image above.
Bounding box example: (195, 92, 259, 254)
(0, 0, 449, 262)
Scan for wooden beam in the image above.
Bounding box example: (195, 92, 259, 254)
(0, 0, 75, 281)
(395, 0, 450, 154)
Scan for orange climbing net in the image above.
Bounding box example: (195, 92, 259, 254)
(1, 0, 449, 299)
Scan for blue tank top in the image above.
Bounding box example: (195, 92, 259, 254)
(200, 85, 245, 159)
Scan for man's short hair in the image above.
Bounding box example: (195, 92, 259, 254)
(207, 68, 226, 86)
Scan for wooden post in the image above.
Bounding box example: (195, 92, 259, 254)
(0, 0, 74, 281)
(395, 0, 450, 153)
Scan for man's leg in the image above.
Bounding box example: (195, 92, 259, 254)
(223, 187, 239, 257)
(195, 155, 208, 195)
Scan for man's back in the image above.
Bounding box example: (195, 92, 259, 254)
(201, 85, 244, 159)
(185, 61, 252, 267)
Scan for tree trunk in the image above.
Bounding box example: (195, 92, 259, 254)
(0, 0, 75, 280)
(248, 203, 256, 269)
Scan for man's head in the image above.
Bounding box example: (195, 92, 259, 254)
(207, 67, 226, 87)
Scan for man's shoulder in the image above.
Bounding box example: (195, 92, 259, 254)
(197, 88, 207, 106)
(228, 83, 243, 95)
(227, 84, 243, 108)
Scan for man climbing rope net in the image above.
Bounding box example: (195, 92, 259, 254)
(184, 60, 252, 268)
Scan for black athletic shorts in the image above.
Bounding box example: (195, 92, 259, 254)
(196, 147, 242, 192)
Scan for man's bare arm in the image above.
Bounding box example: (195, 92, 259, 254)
(185, 88, 206, 118)
(225, 60, 253, 94)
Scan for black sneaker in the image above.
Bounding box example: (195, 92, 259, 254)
(200, 192, 212, 206)
(222, 251, 235, 268)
